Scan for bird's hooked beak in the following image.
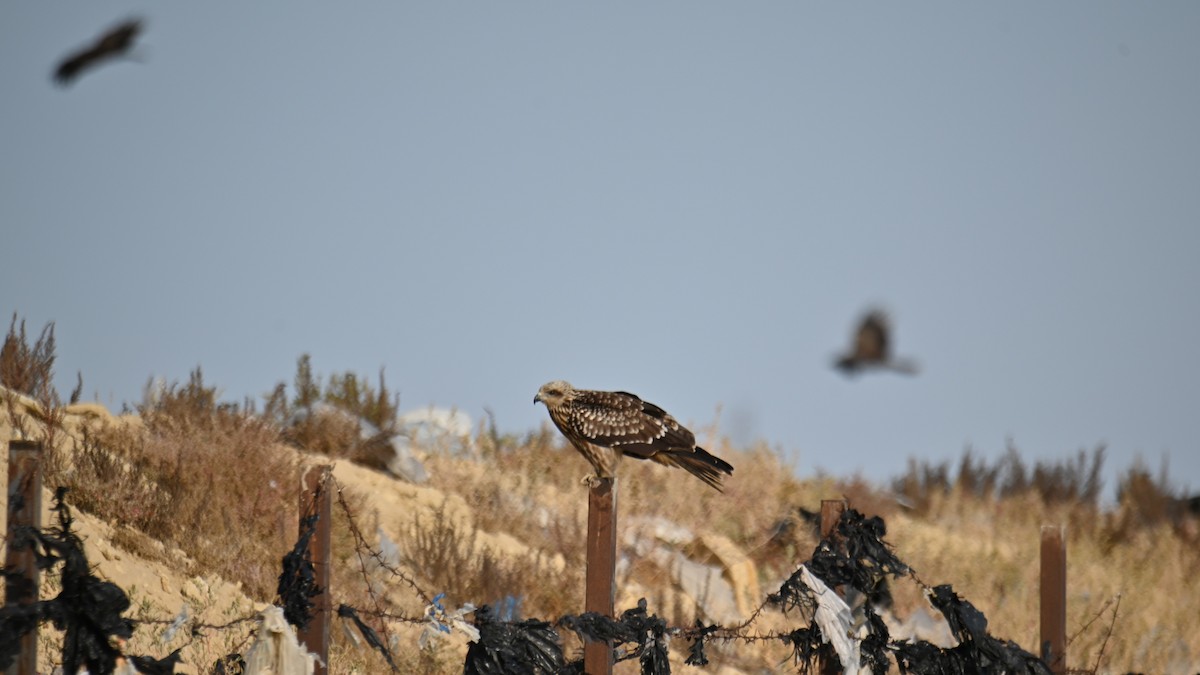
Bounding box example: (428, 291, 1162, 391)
(533, 392, 542, 404)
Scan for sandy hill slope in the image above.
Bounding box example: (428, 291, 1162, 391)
(3, 389, 1199, 674)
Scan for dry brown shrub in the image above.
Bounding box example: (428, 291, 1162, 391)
(8, 336, 1198, 672)
(284, 406, 363, 460)
(402, 502, 581, 616)
(268, 353, 403, 464)
(1, 313, 56, 400)
(49, 368, 299, 601)
(0, 314, 76, 447)
(893, 445, 1107, 517)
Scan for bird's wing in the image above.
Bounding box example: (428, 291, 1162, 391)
(565, 390, 695, 457)
(55, 46, 104, 83)
(97, 21, 141, 52)
(54, 20, 141, 84)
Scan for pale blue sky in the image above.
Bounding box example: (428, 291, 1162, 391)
(4, 3, 1198, 498)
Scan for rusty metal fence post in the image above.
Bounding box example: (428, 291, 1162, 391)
(584, 477, 617, 675)
(6, 441, 43, 675)
(1040, 525, 1067, 674)
(298, 465, 333, 675)
(818, 499, 848, 675)
(820, 499, 847, 540)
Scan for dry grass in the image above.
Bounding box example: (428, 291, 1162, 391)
(1, 313, 58, 402)
(419, 434, 1200, 673)
(23, 406, 1200, 673)
(43, 368, 300, 602)
(3, 326, 1198, 673)
(885, 487, 1199, 674)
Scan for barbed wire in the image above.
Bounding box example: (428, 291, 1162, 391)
(1, 481, 1131, 675)
(332, 478, 430, 613)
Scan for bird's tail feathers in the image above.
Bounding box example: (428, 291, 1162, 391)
(662, 447, 734, 492)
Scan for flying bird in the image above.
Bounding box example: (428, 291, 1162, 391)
(834, 309, 918, 376)
(53, 18, 143, 86)
(534, 380, 734, 491)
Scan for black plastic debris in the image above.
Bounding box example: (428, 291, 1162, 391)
(558, 599, 670, 675)
(557, 610, 627, 648)
(0, 488, 140, 675)
(129, 648, 183, 674)
(0, 485, 1063, 675)
(684, 619, 718, 667)
(0, 607, 38, 673)
(337, 604, 398, 671)
(894, 584, 1054, 675)
(860, 608, 891, 674)
(622, 600, 670, 675)
(768, 562, 819, 616)
(838, 510, 899, 565)
(782, 625, 830, 672)
(772, 507, 1015, 675)
(927, 585, 988, 643)
(449, 506, 1055, 675)
(807, 509, 906, 609)
(277, 514, 322, 630)
(463, 604, 565, 674)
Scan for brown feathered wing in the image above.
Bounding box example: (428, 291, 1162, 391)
(561, 389, 734, 491)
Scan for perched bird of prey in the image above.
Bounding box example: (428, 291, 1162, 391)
(834, 309, 918, 376)
(54, 18, 143, 86)
(534, 381, 734, 491)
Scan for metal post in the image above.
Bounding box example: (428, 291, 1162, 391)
(298, 465, 332, 675)
(6, 441, 43, 675)
(584, 477, 617, 675)
(1040, 525, 1067, 674)
(818, 499, 848, 675)
(819, 499, 847, 540)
